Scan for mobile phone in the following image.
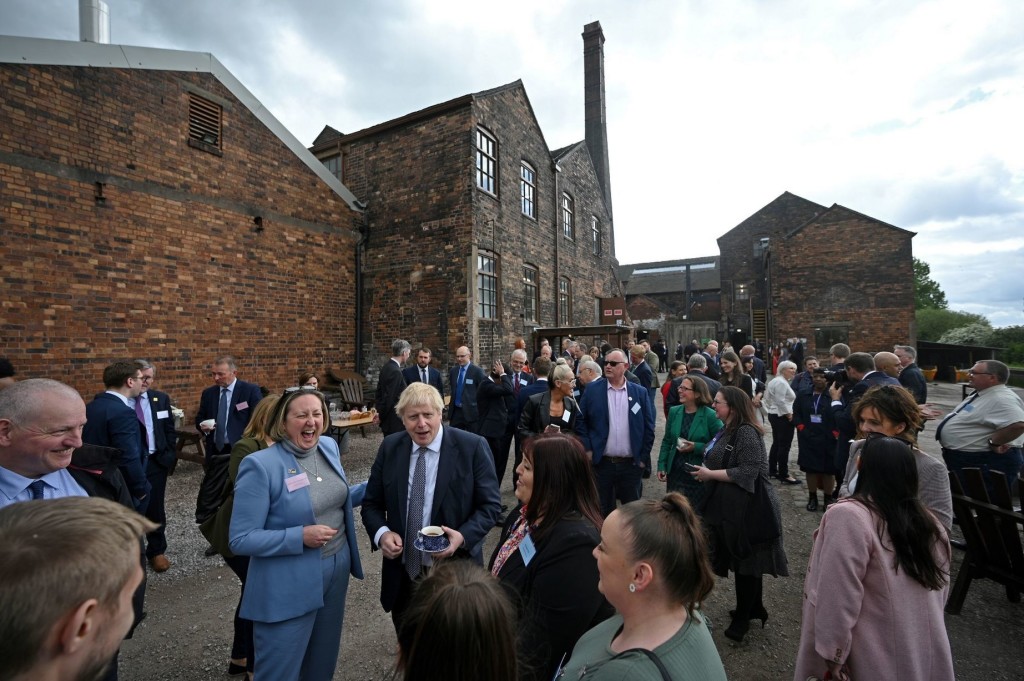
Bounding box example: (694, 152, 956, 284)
(682, 462, 698, 472)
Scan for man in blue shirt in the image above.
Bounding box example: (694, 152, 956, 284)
(0, 378, 89, 506)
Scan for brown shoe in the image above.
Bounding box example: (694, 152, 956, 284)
(149, 555, 171, 572)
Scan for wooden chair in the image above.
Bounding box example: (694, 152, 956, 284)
(325, 367, 375, 437)
(945, 469, 1024, 614)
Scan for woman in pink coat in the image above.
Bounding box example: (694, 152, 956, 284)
(793, 435, 953, 681)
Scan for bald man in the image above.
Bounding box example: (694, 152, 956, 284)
(447, 347, 487, 434)
(873, 351, 901, 379)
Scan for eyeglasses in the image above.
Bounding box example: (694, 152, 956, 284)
(712, 399, 727, 406)
(604, 361, 625, 367)
(968, 370, 992, 376)
(129, 375, 144, 383)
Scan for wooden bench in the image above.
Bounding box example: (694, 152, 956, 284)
(945, 469, 1024, 614)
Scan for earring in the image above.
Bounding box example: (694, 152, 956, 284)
(628, 583, 636, 593)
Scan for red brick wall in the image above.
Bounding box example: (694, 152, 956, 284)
(773, 207, 915, 355)
(1, 65, 360, 417)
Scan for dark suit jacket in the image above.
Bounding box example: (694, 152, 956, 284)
(376, 359, 408, 436)
(518, 391, 581, 440)
(361, 426, 501, 612)
(899, 363, 928, 404)
(702, 352, 721, 379)
(402, 365, 444, 396)
(82, 392, 150, 501)
(508, 371, 536, 426)
(577, 379, 656, 465)
(448, 363, 488, 425)
(477, 373, 514, 439)
(631, 360, 654, 389)
(142, 389, 178, 469)
(196, 379, 263, 455)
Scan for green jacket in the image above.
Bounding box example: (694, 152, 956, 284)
(658, 405, 723, 473)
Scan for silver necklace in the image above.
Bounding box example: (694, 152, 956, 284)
(296, 453, 322, 482)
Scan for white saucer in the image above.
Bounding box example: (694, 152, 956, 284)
(413, 536, 450, 554)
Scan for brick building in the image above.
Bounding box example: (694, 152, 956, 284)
(0, 36, 364, 410)
(311, 22, 622, 376)
(718, 191, 915, 354)
(620, 191, 916, 356)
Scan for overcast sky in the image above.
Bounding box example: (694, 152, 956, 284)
(3, 0, 1022, 326)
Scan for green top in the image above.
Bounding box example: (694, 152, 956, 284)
(657, 405, 723, 473)
(558, 612, 726, 680)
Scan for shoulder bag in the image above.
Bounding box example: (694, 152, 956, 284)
(698, 425, 781, 559)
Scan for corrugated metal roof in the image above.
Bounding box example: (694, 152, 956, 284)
(618, 257, 721, 294)
(0, 35, 363, 212)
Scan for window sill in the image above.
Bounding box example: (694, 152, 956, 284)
(188, 138, 224, 157)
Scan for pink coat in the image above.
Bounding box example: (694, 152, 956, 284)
(793, 500, 954, 681)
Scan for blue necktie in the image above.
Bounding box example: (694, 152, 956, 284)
(405, 447, 429, 579)
(216, 387, 229, 449)
(455, 365, 467, 407)
(28, 480, 45, 500)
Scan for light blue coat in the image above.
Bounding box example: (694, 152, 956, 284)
(229, 437, 364, 623)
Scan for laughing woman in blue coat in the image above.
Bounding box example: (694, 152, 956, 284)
(230, 387, 365, 681)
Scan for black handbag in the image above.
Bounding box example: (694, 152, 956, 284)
(699, 425, 781, 559)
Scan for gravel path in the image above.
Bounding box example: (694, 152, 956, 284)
(119, 380, 1024, 680)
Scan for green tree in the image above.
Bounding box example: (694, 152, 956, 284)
(913, 257, 948, 310)
(990, 325, 1024, 365)
(916, 308, 989, 342)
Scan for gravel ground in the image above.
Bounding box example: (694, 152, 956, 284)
(118, 379, 1024, 680)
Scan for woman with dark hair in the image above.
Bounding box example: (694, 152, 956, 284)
(489, 433, 612, 681)
(660, 360, 687, 418)
(691, 386, 788, 642)
(518, 360, 582, 438)
(657, 376, 722, 507)
(718, 350, 755, 397)
(794, 437, 954, 681)
(560, 493, 726, 680)
(298, 371, 318, 389)
(792, 368, 837, 511)
(395, 560, 518, 681)
(229, 387, 365, 681)
(839, 384, 952, 530)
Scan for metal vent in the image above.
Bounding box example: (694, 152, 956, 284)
(188, 94, 221, 147)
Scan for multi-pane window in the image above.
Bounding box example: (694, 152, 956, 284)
(735, 282, 750, 302)
(322, 155, 342, 181)
(477, 252, 498, 319)
(475, 128, 497, 194)
(520, 162, 536, 218)
(523, 265, 539, 322)
(561, 193, 575, 240)
(591, 216, 601, 255)
(558, 278, 571, 323)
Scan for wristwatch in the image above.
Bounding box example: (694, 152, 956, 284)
(988, 439, 999, 448)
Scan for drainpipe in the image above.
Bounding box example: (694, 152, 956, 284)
(355, 212, 367, 373)
(553, 161, 561, 325)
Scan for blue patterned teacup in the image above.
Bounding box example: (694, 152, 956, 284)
(418, 525, 448, 552)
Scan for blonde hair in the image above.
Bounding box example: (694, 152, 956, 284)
(266, 389, 330, 443)
(396, 382, 444, 417)
(243, 393, 281, 441)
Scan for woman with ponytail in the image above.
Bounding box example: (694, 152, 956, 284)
(793, 436, 954, 681)
(560, 493, 726, 680)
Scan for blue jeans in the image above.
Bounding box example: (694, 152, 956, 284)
(942, 447, 1024, 499)
(594, 457, 643, 517)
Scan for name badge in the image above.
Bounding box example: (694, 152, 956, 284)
(631, 401, 641, 415)
(573, 389, 581, 398)
(519, 377, 529, 386)
(156, 410, 170, 419)
(962, 403, 974, 412)
(465, 378, 474, 385)
(285, 473, 310, 492)
(236, 401, 249, 411)
(561, 410, 572, 423)
(810, 414, 823, 424)
(519, 534, 537, 565)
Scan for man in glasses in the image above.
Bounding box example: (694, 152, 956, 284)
(82, 361, 151, 512)
(578, 349, 656, 516)
(936, 359, 1024, 496)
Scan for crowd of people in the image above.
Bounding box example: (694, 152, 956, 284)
(0, 335, 1022, 681)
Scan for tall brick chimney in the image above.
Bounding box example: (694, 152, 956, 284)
(583, 21, 612, 219)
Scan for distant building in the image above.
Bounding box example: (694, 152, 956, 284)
(311, 22, 623, 375)
(621, 191, 916, 355)
(0, 35, 363, 407)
